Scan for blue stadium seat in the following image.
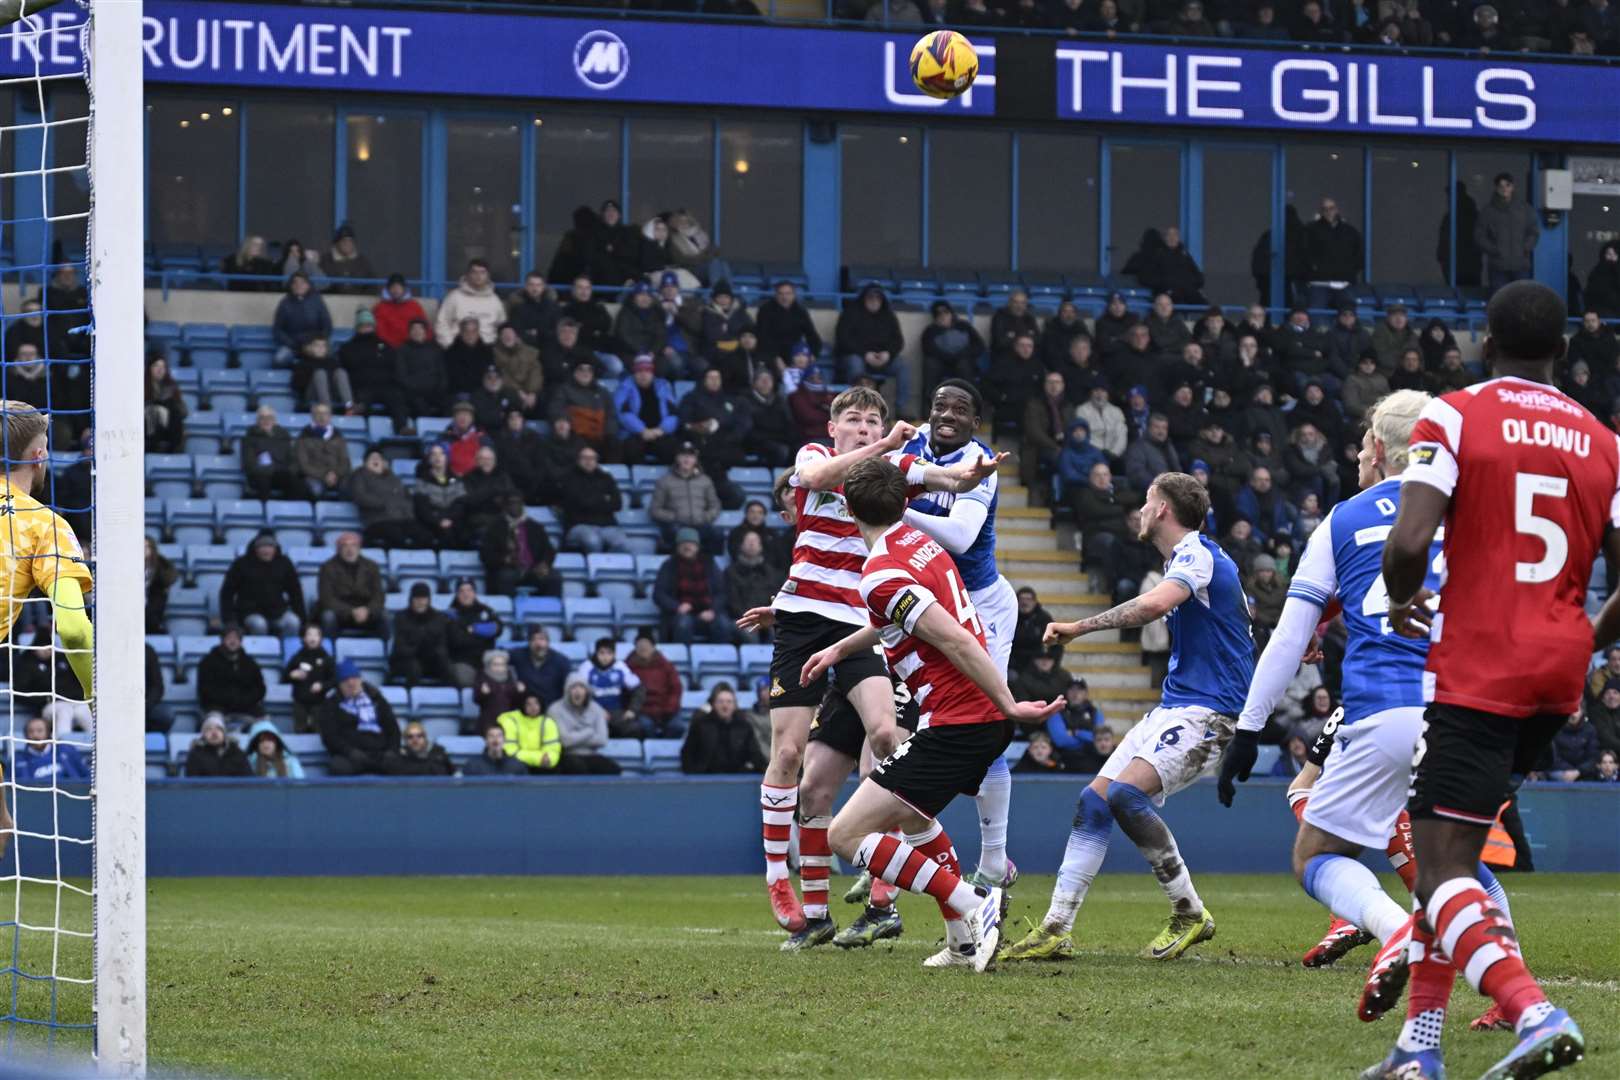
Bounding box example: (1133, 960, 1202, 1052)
(552, 551, 585, 579)
(437, 549, 481, 585)
(145, 732, 168, 777)
(483, 595, 514, 619)
(182, 412, 224, 456)
(847, 265, 895, 291)
(217, 499, 268, 547)
(410, 686, 462, 723)
(553, 640, 589, 665)
(265, 501, 316, 548)
(314, 501, 362, 539)
(229, 324, 275, 349)
(739, 643, 772, 678)
(165, 498, 216, 545)
(193, 454, 243, 499)
(633, 554, 665, 586)
(644, 738, 683, 775)
(514, 595, 563, 626)
(334, 638, 387, 683)
(285, 545, 328, 579)
(380, 686, 409, 713)
(236, 349, 275, 372)
(563, 597, 615, 639)
(187, 544, 237, 578)
(387, 549, 438, 588)
(604, 738, 646, 774)
(678, 689, 711, 715)
(163, 588, 209, 636)
(587, 553, 636, 587)
(437, 735, 483, 766)
(203, 369, 250, 412)
(175, 635, 214, 679)
(241, 634, 282, 678)
(146, 454, 193, 499)
(690, 644, 740, 679)
(615, 595, 659, 630)
(419, 718, 461, 744)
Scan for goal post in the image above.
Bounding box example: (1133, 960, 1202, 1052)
(86, 0, 145, 1074)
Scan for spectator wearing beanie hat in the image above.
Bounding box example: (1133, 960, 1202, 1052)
(339, 308, 412, 433)
(611, 280, 670, 372)
(615, 353, 680, 465)
(220, 530, 305, 638)
(390, 583, 455, 687)
(654, 527, 733, 646)
(184, 714, 252, 778)
(587, 198, 642, 287)
(319, 658, 403, 776)
(327, 222, 375, 292)
(394, 317, 449, 422)
(373, 273, 427, 349)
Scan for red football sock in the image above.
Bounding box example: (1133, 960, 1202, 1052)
(869, 831, 901, 909)
(799, 815, 832, 920)
(1406, 915, 1457, 1019)
(1429, 878, 1546, 1026)
(857, 828, 978, 917)
(1290, 795, 1308, 824)
(906, 822, 963, 921)
(760, 784, 796, 885)
(1386, 811, 1418, 896)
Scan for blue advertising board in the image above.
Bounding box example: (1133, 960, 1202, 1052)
(1056, 42, 1618, 143)
(1, 1, 1613, 141)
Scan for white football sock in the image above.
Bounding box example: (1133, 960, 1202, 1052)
(1305, 854, 1407, 942)
(973, 757, 1012, 881)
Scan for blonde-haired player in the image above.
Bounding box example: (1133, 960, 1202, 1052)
(0, 402, 95, 856)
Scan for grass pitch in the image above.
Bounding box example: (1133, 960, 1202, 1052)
(136, 872, 1619, 1079)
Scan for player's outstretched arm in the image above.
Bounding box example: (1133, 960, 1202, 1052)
(912, 604, 1062, 723)
(918, 452, 1010, 495)
(1592, 529, 1620, 650)
(1043, 579, 1191, 647)
(50, 577, 93, 699)
(797, 421, 918, 491)
(800, 626, 882, 689)
(1383, 481, 1448, 638)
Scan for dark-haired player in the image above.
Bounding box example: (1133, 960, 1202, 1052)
(1002, 472, 1252, 963)
(804, 458, 1064, 971)
(1364, 281, 1604, 1080)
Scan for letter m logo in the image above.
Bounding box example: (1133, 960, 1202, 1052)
(581, 41, 620, 75)
(574, 31, 629, 90)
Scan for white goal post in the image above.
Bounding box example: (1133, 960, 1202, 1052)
(87, 0, 145, 1074)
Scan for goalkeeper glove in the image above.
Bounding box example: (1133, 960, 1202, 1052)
(1217, 729, 1259, 807)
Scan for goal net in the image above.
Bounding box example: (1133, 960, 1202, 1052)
(0, 1, 143, 1072)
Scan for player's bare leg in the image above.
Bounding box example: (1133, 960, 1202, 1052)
(827, 780, 1001, 972)
(761, 705, 813, 932)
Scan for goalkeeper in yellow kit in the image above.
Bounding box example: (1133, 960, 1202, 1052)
(0, 402, 94, 856)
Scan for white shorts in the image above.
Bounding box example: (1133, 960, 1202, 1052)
(1302, 706, 1424, 851)
(969, 575, 1017, 679)
(1100, 705, 1236, 806)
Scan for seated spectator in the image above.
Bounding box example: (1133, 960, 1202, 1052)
(1272, 735, 1310, 777)
(1595, 749, 1619, 783)
(146, 642, 173, 734)
(11, 715, 89, 784)
(1419, 317, 1459, 369)
(436, 321, 492, 409)
(1076, 383, 1128, 462)
(1248, 554, 1287, 638)
(1389, 347, 1427, 392)
(1022, 372, 1070, 504)
(511, 627, 571, 708)
(317, 532, 386, 638)
(1326, 306, 1374, 376)
(1010, 586, 1052, 676)
(2, 298, 41, 363)
(145, 536, 178, 634)
(319, 222, 370, 289)
(222, 234, 277, 289)
(272, 272, 331, 367)
(585, 200, 642, 287)
(389, 583, 454, 687)
(778, 340, 815, 395)
(1342, 352, 1392, 421)
(1220, 518, 1264, 573)
(494, 690, 563, 775)
(293, 336, 352, 413)
(549, 674, 622, 775)
(1072, 462, 1130, 569)
(184, 715, 252, 778)
(541, 317, 596, 389)
(1284, 422, 1341, 508)
(1296, 686, 1339, 742)
(563, 275, 617, 368)
(921, 299, 986, 389)
(655, 528, 734, 645)
(1046, 679, 1105, 769)
(1011, 645, 1075, 707)
(319, 660, 403, 775)
(440, 403, 488, 479)
(788, 366, 834, 444)
(467, 365, 521, 439)
(1587, 245, 1620, 318)
(279, 239, 324, 285)
(414, 443, 468, 549)
(285, 623, 336, 734)
(650, 444, 721, 552)
(1014, 731, 1065, 773)
(1427, 346, 1474, 396)
(754, 281, 821, 368)
(681, 683, 767, 774)
(727, 532, 780, 645)
(473, 649, 527, 735)
(461, 445, 522, 540)
(1040, 301, 1090, 371)
(1233, 467, 1297, 547)
(727, 499, 786, 565)
(663, 209, 714, 282)
(625, 633, 684, 737)
(548, 358, 618, 458)
(341, 310, 410, 434)
(385, 720, 451, 776)
(240, 405, 301, 500)
(836, 284, 907, 411)
(559, 444, 629, 553)
(485, 325, 542, 419)
(373, 273, 427, 349)
(435, 259, 503, 347)
(615, 355, 680, 465)
(466, 720, 538, 776)
(1549, 711, 1600, 781)
(480, 494, 560, 598)
(699, 281, 754, 380)
(1567, 310, 1620, 378)
(565, 639, 643, 739)
(739, 369, 794, 467)
(197, 625, 267, 732)
(294, 402, 351, 500)
(446, 579, 501, 688)
(348, 448, 434, 550)
(507, 271, 561, 349)
(608, 282, 669, 375)
(220, 531, 305, 638)
(144, 354, 187, 453)
(1123, 413, 1180, 493)
(246, 720, 305, 779)
(395, 318, 448, 423)
(1128, 229, 1206, 305)
(985, 332, 1045, 438)
(1371, 304, 1419, 375)
(491, 408, 547, 501)
(678, 367, 750, 482)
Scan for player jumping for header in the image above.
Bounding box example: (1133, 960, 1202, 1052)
(804, 457, 1063, 970)
(1002, 472, 1253, 963)
(0, 402, 95, 857)
(1367, 282, 1604, 1080)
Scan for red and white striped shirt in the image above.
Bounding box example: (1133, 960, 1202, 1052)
(860, 522, 998, 729)
(773, 442, 928, 625)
